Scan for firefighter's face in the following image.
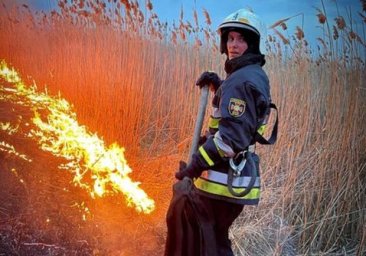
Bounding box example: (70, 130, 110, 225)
(227, 31, 248, 60)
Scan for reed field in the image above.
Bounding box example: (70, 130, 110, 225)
(0, 0, 365, 255)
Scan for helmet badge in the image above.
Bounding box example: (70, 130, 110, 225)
(238, 18, 249, 24)
(231, 12, 249, 25)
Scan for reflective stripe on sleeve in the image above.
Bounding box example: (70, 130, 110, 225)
(257, 124, 266, 135)
(208, 116, 220, 129)
(212, 107, 221, 118)
(198, 146, 214, 166)
(213, 132, 235, 158)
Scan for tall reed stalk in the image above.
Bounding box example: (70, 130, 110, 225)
(0, 1, 365, 255)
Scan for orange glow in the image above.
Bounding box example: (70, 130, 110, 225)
(0, 60, 155, 214)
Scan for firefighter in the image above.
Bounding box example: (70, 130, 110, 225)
(174, 9, 278, 255)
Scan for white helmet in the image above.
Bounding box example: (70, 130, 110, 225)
(217, 9, 266, 55)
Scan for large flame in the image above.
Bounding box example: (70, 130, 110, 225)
(0, 60, 155, 214)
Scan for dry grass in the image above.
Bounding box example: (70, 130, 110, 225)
(1, 0, 365, 255)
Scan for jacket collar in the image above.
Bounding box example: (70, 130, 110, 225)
(224, 53, 265, 75)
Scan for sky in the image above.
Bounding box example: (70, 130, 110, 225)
(18, 0, 366, 49)
(149, 0, 364, 45)
(151, 0, 363, 27)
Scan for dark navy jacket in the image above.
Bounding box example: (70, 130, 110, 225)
(196, 54, 271, 170)
(193, 53, 271, 205)
(219, 63, 270, 152)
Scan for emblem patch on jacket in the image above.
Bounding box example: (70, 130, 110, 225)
(228, 98, 246, 117)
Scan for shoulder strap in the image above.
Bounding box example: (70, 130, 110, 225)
(255, 103, 278, 145)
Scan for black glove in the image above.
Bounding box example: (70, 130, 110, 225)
(195, 71, 221, 92)
(198, 135, 207, 146)
(175, 156, 203, 180)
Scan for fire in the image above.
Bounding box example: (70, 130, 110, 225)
(0, 60, 155, 214)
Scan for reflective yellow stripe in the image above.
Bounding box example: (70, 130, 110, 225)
(257, 124, 266, 135)
(208, 116, 220, 129)
(198, 146, 214, 166)
(195, 178, 260, 200)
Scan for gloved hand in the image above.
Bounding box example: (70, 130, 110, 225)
(175, 157, 202, 180)
(198, 135, 207, 146)
(195, 71, 222, 92)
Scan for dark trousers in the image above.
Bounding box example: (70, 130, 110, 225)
(198, 194, 244, 256)
(164, 178, 244, 256)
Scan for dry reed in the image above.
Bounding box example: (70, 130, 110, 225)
(0, 0, 365, 255)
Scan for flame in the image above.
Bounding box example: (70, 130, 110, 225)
(0, 60, 155, 214)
